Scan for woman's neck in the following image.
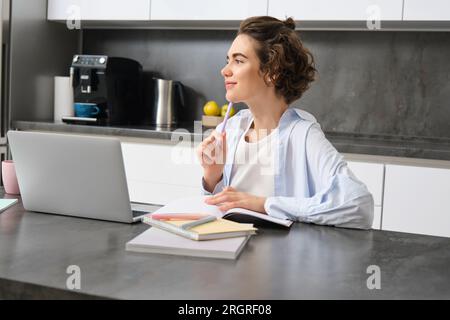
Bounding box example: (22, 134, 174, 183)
(248, 100, 288, 131)
(245, 97, 288, 141)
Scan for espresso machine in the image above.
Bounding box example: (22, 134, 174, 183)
(67, 54, 144, 125)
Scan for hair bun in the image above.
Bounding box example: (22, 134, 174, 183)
(283, 17, 296, 30)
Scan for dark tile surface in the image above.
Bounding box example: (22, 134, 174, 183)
(82, 30, 450, 140)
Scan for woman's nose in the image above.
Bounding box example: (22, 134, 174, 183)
(221, 64, 232, 78)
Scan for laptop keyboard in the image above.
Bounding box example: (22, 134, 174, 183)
(132, 210, 147, 218)
(131, 202, 163, 218)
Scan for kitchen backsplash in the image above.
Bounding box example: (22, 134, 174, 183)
(83, 29, 450, 140)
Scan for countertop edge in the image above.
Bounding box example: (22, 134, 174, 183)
(0, 277, 110, 300)
(11, 120, 450, 169)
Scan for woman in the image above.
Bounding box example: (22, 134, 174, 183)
(196, 16, 374, 229)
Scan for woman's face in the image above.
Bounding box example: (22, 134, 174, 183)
(221, 34, 269, 103)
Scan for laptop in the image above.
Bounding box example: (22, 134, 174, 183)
(7, 130, 162, 223)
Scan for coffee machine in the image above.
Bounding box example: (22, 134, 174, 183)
(69, 54, 144, 125)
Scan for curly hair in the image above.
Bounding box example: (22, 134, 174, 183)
(238, 16, 317, 105)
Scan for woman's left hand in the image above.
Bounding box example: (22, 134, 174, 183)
(205, 186, 267, 213)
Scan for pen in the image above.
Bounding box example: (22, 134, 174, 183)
(151, 213, 210, 221)
(180, 215, 217, 230)
(215, 101, 232, 187)
(215, 101, 232, 156)
(218, 101, 233, 134)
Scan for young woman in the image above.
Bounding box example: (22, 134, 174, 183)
(196, 16, 374, 229)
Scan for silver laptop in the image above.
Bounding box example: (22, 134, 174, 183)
(7, 130, 162, 223)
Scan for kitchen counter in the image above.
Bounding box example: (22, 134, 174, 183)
(12, 120, 200, 141)
(1, 193, 450, 299)
(12, 120, 450, 161)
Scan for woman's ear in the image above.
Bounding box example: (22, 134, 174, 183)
(266, 75, 277, 87)
(263, 73, 274, 86)
(261, 70, 276, 87)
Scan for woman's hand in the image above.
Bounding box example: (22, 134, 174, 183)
(205, 186, 267, 213)
(196, 130, 227, 192)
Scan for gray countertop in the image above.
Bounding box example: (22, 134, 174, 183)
(12, 120, 450, 161)
(1, 193, 450, 299)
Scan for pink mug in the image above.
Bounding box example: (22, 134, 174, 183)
(2, 160, 20, 195)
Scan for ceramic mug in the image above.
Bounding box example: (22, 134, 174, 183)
(2, 160, 20, 195)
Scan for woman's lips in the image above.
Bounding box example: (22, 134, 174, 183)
(225, 82, 237, 89)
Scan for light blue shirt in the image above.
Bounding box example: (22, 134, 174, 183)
(201, 108, 374, 230)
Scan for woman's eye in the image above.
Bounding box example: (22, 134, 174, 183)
(224, 59, 243, 65)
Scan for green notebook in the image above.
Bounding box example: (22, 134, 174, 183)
(0, 198, 18, 213)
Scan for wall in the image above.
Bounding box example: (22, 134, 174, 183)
(83, 29, 450, 139)
(9, 0, 79, 123)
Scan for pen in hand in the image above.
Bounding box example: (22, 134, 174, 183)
(214, 101, 233, 187)
(217, 101, 233, 135)
(198, 102, 232, 191)
(215, 101, 232, 151)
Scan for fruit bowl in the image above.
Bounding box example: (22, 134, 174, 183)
(202, 115, 224, 128)
(201, 101, 235, 128)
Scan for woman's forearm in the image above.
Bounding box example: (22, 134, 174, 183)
(203, 173, 223, 193)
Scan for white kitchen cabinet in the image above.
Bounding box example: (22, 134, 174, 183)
(382, 164, 450, 238)
(47, 0, 151, 21)
(121, 140, 203, 205)
(346, 161, 385, 230)
(150, 0, 267, 20)
(403, 0, 450, 21)
(127, 179, 201, 206)
(268, 0, 403, 21)
(373, 206, 382, 230)
(346, 161, 384, 207)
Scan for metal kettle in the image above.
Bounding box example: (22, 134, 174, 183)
(151, 78, 186, 127)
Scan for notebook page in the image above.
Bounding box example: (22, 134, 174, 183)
(151, 196, 224, 218)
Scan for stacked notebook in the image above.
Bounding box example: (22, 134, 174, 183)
(142, 216, 257, 241)
(126, 227, 251, 260)
(126, 196, 293, 260)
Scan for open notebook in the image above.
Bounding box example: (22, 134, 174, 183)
(126, 227, 250, 260)
(146, 196, 293, 228)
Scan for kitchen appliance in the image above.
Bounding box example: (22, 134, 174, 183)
(151, 78, 186, 127)
(69, 54, 144, 125)
(0, 0, 10, 170)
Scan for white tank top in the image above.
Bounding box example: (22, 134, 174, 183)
(230, 122, 278, 198)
